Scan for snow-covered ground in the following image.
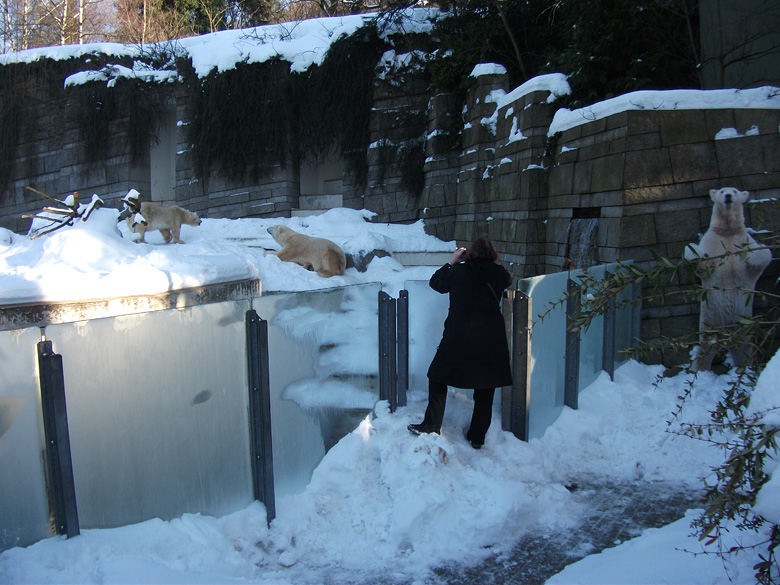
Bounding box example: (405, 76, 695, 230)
(0, 207, 451, 304)
(0, 204, 778, 585)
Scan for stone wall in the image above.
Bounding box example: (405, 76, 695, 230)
(0, 81, 149, 234)
(410, 71, 779, 362)
(171, 89, 300, 220)
(1, 63, 778, 364)
(549, 106, 780, 354)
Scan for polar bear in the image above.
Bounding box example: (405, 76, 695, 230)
(684, 187, 772, 371)
(266, 225, 346, 278)
(128, 202, 201, 244)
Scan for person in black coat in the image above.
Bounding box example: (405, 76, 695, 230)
(408, 236, 513, 449)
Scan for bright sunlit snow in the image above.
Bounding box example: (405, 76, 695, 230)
(0, 206, 451, 304)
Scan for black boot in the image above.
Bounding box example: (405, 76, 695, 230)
(408, 423, 440, 435)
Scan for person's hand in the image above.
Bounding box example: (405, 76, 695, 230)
(449, 247, 467, 265)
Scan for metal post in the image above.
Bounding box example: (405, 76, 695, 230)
(501, 289, 513, 432)
(37, 340, 79, 539)
(396, 290, 409, 408)
(602, 272, 616, 379)
(564, 278, 581, 409)
(506, 291, 531, 441)
(245, 310, 275, 524)
(378, 291, 397, 412)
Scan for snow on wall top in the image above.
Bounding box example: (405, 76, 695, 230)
(0, 8, 439, 79)
(470, 63, 507, 77)
(496, 73, 572, 107)
(549, 86, 780, 136)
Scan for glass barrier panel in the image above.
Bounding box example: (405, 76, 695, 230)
(404, 280, 448, 394)
(46, 300, 252, 529)
(613, 263, 639, 368)
(518, 271, 569, 440)
(577, 265, 606, 391)
(252, 283, 381, 501)
(615, 284, 641, 367)
(0, 327, 51, 551)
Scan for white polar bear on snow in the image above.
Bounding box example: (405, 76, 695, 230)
(266, 225, 347, 278)
(684, 187, 772, 371)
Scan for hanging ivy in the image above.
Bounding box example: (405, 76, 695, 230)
(187, 57, 295, 181)
(0, 59, 76, 201)
(73, 78, 172, 164)
(0, 67, 23, 202)
(185, 21, 389, 186)
(299, 21, 388, 185)
(1, 17, 433, 206)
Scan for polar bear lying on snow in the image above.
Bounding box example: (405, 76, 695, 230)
(684, 187, 772, 371)
(266, 225, 346, 278)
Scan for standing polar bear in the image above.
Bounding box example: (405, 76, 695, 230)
(685, 187, 772, 371)
(267, 225, 346, 278)
(127, 202, 201, 244)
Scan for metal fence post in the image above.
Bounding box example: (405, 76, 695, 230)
(506, 291, 531, 441)
(602, 272, 617, 379)
(501, 290, 514, 432)
(564, 277, 581, 409)
(396, 290, 409, 408)
(378, 291, 397, 412)
(245, 310, 275, 524)
(37, 340, 79, 539)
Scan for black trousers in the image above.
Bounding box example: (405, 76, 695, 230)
(422, 380, 496, 445)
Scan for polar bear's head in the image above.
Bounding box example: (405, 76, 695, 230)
(709, 187, 750, 230)
(710, 187, 749, 207)
(267, 224, 295, 245)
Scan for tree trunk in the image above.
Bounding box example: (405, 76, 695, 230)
(59, 0, 68, 45)
(78, 0, 84, 43)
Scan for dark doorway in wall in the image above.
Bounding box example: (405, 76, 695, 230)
(572, 207, 600, 219)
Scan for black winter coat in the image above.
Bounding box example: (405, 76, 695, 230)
(426, 259, 513, 389)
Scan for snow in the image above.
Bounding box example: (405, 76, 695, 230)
(715, 124, 761, 140)
(0, 206, 451, 304)
(747, 349, 780, 526)
(0, 8, 440, 79)
(64, 62, 180, 87)
(547, 510, 765, 585)
(1, 206, 778, 585)
(470, 62, 507, 77)
(748, 346, 780, 427)
(481, 73, 571, 139)
(550, 86, 780, 136)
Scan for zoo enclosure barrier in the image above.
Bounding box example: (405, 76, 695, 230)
(385, 262, 641, 442)
(1, 265, 639, 553)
